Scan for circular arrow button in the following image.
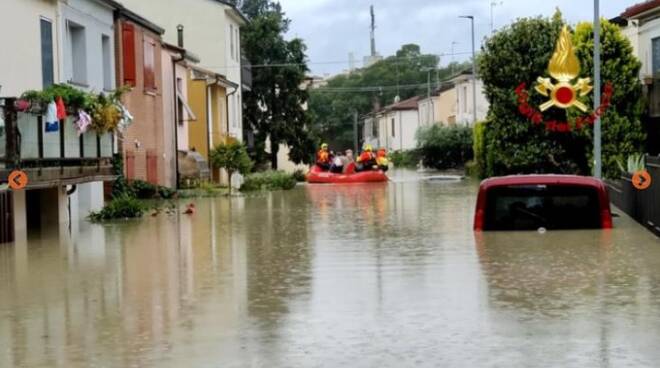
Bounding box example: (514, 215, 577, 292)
(8, 170, 28, 190)
(632, 170, 652, 191)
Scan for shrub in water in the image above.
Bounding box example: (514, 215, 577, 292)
(89, 196, 145, 222)
(292, 169, 307, 182)
(389, 150, 420, 168)
(240, 171, 297, 192)
(416, 125, 473, 170)
(130, 180, 158, 199)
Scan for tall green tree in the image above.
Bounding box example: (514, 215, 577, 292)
(478, 12, 644, 178)
(239, 0, 316, 168)
(309, 45, 467, 150)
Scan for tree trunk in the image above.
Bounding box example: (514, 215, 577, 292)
(271, 138, 279, 170)
(228, 170, 233, 194)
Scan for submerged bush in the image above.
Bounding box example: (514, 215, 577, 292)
(240, 171, 297, 192)
(389, 149, 420, 168)
(416, 125, 473, 170)
(292, 169, 307, 182)
(88, 196, 145, 222)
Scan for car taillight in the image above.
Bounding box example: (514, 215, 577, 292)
(474, 209, 485, 231)
(601, 209, 613, 229)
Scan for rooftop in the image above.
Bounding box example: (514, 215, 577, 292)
(621, 0, 660, 19)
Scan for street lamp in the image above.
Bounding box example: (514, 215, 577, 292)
(593, 0, 602, 178)
(460, 15, 478, 126)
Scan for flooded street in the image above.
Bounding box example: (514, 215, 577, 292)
(2, 170, 660, 367)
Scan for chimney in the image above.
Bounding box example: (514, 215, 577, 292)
(372, 98, 381, 112)
(177, 24, 184, 48)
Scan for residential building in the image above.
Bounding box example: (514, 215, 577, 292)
(114, 8, 171, 187)
(452, 71, 488, 126)
(437, 83, 458, 125)
(118, 0, 248, 141)
(162, 43, 200, 186)
(618, 0, 660, 153)
(377, 96, 422, 151)
(188, 66, 238, 182)
(0, 0, 121, 242)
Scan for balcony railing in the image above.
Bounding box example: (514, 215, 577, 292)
(0, 97, 115, 188)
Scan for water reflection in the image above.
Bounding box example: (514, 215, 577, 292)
(1, 173, 660, 367)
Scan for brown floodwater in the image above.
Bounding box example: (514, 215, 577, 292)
(1, 170, 659, 368)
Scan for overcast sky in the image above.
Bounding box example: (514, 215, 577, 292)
(276, 0, 639, 76)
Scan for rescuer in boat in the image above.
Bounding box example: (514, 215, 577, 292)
(376, 148, 389, 172)
(356, 145, 378, 172)
(316, 143, 332, 171)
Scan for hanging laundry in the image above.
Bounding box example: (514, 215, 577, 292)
(44, 101, 59, 133)
(117, 103, 134, 131)
(56, 96, 67, 120)
(74, 110, 92, 136)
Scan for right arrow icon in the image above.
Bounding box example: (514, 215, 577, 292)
(632, 170, 652, 191)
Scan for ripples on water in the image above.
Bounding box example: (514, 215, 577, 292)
(0, 170, 659, 367)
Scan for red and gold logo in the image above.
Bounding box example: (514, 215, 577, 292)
(515, 26, 612, 133)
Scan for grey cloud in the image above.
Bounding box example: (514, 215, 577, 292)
(278, 0, 636, 75)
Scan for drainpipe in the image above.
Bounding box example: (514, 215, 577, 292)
(226, 86, 238, 139)
(172, 25, 186, 189)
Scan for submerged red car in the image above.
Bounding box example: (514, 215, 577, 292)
(474, 175, 613, 231)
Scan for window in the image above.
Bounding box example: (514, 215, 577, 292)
(463, 85, 468, 113)
(391, 118, 395, 138)
(102, 35, 112, 90)
(67, 21, 87, 85)
(653, 37, 660, 75)
(122, 23, 136, 86)
(40, 18, 54, 88)
(143, 36, 156, 91)
(484, 185, 602, 231)
(230, 24, 235, 61)
(231, 95, 238, 128)
(235, 27, 240, 60)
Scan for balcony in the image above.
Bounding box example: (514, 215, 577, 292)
(0, 98, 115, 189)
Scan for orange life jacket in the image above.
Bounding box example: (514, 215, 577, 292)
(317, 150, 330, 163)
(358, 151, 375, 163)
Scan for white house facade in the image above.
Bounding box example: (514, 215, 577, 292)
(619, 1, 660, 117)
(452, 71, 488, 126)
(374, 96, 421, 151)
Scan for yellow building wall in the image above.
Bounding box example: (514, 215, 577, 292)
(209, 86, 228, 149)
(188, 78, 210, 159)
(438, 87, 458, 125)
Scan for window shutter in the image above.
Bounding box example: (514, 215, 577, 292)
(143, 38, 156, 90)
(122, 23, 136, 86)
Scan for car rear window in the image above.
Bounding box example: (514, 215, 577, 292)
(484, 185, 602, 231)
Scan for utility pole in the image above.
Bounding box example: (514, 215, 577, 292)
(427, 69, 432, 125)
(353, 110, 359, 154)
(451, 41, 458, 74)
(460, 15, 478, 125)
(490, 1, 503, 34)
(593, 0, 602, 178)
(370, 5, 377, 57)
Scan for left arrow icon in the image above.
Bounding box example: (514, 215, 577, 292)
(8, 170, 28, 190)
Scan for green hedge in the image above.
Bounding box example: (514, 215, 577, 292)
(472, 121, 487, 178)
(88, 196, 145, 222)
(416, 125, 473, 170)
(390, 150, 420, 168)
(241, 171, 297, 192)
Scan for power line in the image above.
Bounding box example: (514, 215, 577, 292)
(203, 51, 473, 70)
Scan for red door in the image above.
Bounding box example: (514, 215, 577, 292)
(147, 150, 158, 185)
(126, 151, 135, 181)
